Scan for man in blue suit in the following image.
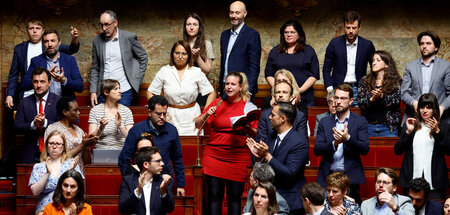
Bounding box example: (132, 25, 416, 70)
(22, 29, 84, 99)
(119, 146, 175, 215)
(14, 68, 60, 163)
(314, 84, 369, 205)
(247, 102, 309, 215)
(5, 19, 79, 108)
(408, 178, 443, 215)
(322, 11, 375, 105)
(219, 1, 261, 99)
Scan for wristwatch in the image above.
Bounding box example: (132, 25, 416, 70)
(392, 204, 400, 214)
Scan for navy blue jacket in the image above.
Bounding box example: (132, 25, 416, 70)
(219, 23, 261, 96)
(314, 112, 369, 185)
(424, 200, 443, 215)
(22, 52, 84, 99)
(7, 41, 79, 99)
(322, 35, 375, 89)
(119, 119, 185, 187)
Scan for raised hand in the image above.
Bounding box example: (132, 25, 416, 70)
(405, 118, 416, 134)
(45, 156, 52, 175)
(378, 191, 397, 210)
(70, 156, 79, 170)
(69, 203, 77, 215)
(424, 117, 440, 133)
(160, 174, 171, 195)
(81, 133, 99, 147)
(115, 112, 122, 127)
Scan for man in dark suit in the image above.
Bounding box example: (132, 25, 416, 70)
(119, 146, 174, 215)
(14, 68, 60, 163)
(408, 178, 443, 215)
(247, 102, 309, 215)
(401, 30, 450, 124)
(314, 84, 369, 204)
(301, 182, 333, 215)
(22, 29, 84, 99)
(90, 10, 148, 106)
(322, 11, 375, 105)
(5, 19, 79, 108)
(256, 80, 308, 142)
(219, 1, 261, 99)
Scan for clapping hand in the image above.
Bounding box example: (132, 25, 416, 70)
(69, 203, 77, 215)
(33, 112, 45, 128)
(370, 88, 383, 102)
(424, 117, 440, 133)
(160, 174, 171, 195)
(81, 133, 99, 147)
(49, 66, 67, 83)
(115, 112, 122, 127)
(405, 118, 416, 134)
(70, 157, 79, 170)
(332, 123, 349, 146)
(191, 48, 200, 57)
(45, 156, 52, 175)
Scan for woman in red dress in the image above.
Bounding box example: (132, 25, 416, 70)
(195, 72, 258, 215)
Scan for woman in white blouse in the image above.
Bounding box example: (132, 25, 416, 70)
(147, 40, 216, 135)
(394, 93, 450, 199)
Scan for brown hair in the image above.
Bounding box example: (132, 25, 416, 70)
(101, 79, 120, 98)
(183, 13, 207, 61)
(363, 50, 401, 93)
(417, 30, 440, 54)
(343, 11, 361, 26)
(52, 170, 87, 213)
(250, 182, 279, 215)
(226, 72, 250, 102)
(301, 182, 326, 206)
(40, 130, 70, 163)
(278, 20, 306, 53)
(27, 19, 44, 29)
(326, 172, 350, 193)
(336, 83, 353, 99)
(375, 167, 399, 186)
(170, 40, 193, 67)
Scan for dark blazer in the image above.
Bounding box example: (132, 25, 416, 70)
(219, 23, 261, 96)
(322, 35, 375, 89)
(119, 171, 175, 215)
(22, 52, 84, 99)
(425, 200, 443, 215)
(256, 107, 308, 143)
(14, 92, 60, 163)
(7, 41, 79, 99)
(265, 128, 309, 211)
(394, 124, 450, 189)
(314, 112, 369, 185)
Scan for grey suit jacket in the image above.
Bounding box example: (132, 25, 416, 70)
(401, 57, 450, 123)
(361, 194, 414, 215)
(90, 29, 148, 95)
(314, 112, 331, 136)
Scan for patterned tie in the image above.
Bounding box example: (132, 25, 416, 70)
(38, 99, 44, 152)
(273, 136, 281, 155)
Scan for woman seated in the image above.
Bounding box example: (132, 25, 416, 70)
(263, 69, 301, 109)
(43, 169, 92, 215)
(356, 50, 402, 137)
(324, 172, 361, 215)
(244, 182, 280, 215)
(395, 93, 450, 199)
(29, 130, 82, 215)
(88, 79, 134, 149)
(147, 40, 216, 135)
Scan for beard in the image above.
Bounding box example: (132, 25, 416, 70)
(45, 49, 58, 58)
(421, 51, 434, 58)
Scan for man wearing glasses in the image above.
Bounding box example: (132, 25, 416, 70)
(90, 10, 148, 106)
(119, 95, 186, 196)
(361, 167, 414, 215)
(314, 83, 369, 205)
(314, 90, 336, 136)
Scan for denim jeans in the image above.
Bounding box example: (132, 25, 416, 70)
(351, 85, 358, 107)
(98, 89, 133, 106)
(368, 123, 398, 137)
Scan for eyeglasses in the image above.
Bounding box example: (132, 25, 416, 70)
(375, 180, 392, 186)
(151, 159, 163, 164)
(48, 142, 64, 147)
(99, 21, 114, 28)
(333, 96, 349, 101)
(174, 52, 188, 57)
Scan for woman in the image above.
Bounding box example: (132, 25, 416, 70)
(263, 69, 301, 109)
(265, 20, 319, 113)
(195, 72, 258, 215)
(443, 196, 450, 215)
(45, 97, 98, 172)
(244, 182, 280, 215)
(147, 40, 216, 135)
(43, 170, 92, 215)
(356, 50, 402, 137)
(29, 130, 82, 215)
(324, 172, 361, 215)
(394, 93, 450, 199)
(88, 79, 134, 149)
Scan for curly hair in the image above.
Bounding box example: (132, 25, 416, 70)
(363, 50, 401, 94)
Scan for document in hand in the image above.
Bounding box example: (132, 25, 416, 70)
(230, 102, 261, 129)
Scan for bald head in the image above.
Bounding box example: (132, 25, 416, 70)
(229, 1, 247, 29)
(231, 1, 246, 11)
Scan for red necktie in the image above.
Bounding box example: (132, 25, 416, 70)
(39, 99, 44, 152)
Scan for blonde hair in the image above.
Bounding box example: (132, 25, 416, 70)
(40, 130, 70, 163)
(271, 69, 300, 98)
(227, 72, 250, 102)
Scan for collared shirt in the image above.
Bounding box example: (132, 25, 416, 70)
(417, 203, 426, 215)
(374, 201, 403, 215)
(31, 92, 49, 130)
(314, 207, 326, 215)
(134, 178, 153, 215)
(24, 42, 44, 98)
(420, 56, 435, 94)
(274, 127, 292, 150)
(344, 37, 358, 84)
(45, 54, 66, 96)
(104, 28, 132, 92)
(223, 22, 245, 81)
(330, 112, 350, 172)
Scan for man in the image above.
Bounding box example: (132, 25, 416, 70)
(314, 83, 369, 204)
(90, 10, 148, 106)
(256, 80, 308, 142)
(408, 178, 442, 215)
(301, 182, 333, 215)
(119, 147, 175, 215)
(361, 167, 415, 215)
(119, 95, 186, 196)
(243, 162, 290, 214)
(314, 90, 336, 136)
(322, 11, 375, 105)
(247, 102, 309, 215)
(21, 29, 84, 99)
(14, 68, 60, 163)
(219, 1, 261, 99)
(6, 19, 79, 108)
(401, 30, 450, 124)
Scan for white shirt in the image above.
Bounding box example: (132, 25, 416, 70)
(420, 57, 435, 94)
(24, 42, 44, 98)
(343, 37, 358, 83)
(104, 29, 132, 92)
(224, 22, 245, 81)
(31, 92, 49, 130)
(413, 123, 435, 189)
(134, 178, 153, 215)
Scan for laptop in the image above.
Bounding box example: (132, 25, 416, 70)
(92, 149, 121, 165)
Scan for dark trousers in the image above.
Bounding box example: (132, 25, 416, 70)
(348, 184, 362, 205)
(205, 174, 245, 215)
